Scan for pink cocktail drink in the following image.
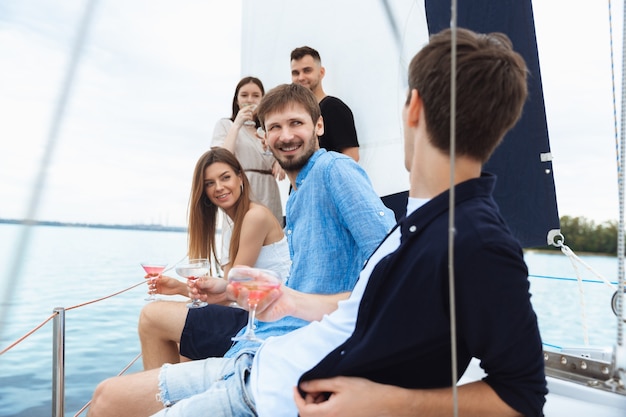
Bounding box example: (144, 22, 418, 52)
(228, 266, 282, 342)
(140, 262, 167, 301)
(231, 281, 280, 305)
(142, 265, 166, 276)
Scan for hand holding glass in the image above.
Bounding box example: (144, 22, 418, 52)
(141, 262, 167, 301)
(176, 259, 209, 308)
(228, 266, 282, 342)
(243, 104, 257, 127)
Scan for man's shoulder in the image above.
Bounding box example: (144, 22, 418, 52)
(312, 149, 357, 170)
(320, 95, 352, 111)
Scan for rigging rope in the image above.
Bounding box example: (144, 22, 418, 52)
(550, 233, 619, 346)
(563, 246, 591, 346)
(0, 313, 56, 356)
(0, 280, 145, 355)
(72, 352, 143, 417)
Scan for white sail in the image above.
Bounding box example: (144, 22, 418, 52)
(240, 0, 429, 198)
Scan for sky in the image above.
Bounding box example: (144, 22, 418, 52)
(0, 0, 624, 228)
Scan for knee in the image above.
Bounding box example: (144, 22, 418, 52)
(138, 303, 159, 336)
(88, 377, 116, 417)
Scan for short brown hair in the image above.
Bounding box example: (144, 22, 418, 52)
(408, 28, 528, 162)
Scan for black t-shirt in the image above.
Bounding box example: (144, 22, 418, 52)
(318, 96, 359, 152)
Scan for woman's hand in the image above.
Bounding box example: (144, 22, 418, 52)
(272, 160, 286, 180)
(234, 104, 255, 128)
(188, 276, 229, 304)
(151, 274, 187, 296)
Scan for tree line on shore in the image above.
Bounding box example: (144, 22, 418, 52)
(538, 215, 618, 255)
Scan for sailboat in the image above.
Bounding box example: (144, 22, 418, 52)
(1, 0, 625, 415)
(240, 0, 625, 415)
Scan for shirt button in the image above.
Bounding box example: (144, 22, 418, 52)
(378, 211, 385, 216)
(287, 229, 292, 235)
(409, 225, 416, 232)
(340, 350, 346, 355)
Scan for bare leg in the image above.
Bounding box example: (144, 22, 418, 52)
(87, 368, 163, 417)
(138, 300, 189, 370)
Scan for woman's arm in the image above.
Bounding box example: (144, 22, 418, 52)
(220, 120, 243, 153)
(153, 274, 188, 297)
(231, 204, 272, 267)
(214, 107, 254, 153)
(198, 204, 275, 305)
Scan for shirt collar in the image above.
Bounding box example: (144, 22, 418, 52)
(399, 172, 497, 243)
(295, 149, 326, 190)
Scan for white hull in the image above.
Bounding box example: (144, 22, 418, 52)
(545, 376, 626, 416)
(461, 357, 626, 415)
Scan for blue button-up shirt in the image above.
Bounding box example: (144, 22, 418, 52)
(226, 149, 394, 357)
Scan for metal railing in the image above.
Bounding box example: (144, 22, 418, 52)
(0, 280, 145, 417)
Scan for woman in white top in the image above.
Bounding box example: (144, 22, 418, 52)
(137, 147, 290, 370)
(211, 76, 284, 223)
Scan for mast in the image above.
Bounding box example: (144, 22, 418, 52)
(614, 0, 626, 384)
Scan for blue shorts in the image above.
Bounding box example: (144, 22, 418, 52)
(179, 304, 248, 359)
(153, 351, 256, 417)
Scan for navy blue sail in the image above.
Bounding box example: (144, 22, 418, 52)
(425, 0, 560, 248)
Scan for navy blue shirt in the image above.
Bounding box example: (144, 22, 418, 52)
(300, 173, 547, 416)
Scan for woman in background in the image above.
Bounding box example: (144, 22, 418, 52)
(211, 76, 284, 223)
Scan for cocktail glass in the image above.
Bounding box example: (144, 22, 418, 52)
(140, 262, 167, 301)
(176, 258, 209, 308)
(228, 266, 282, 342)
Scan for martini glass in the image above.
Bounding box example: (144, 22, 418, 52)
(176, 258, 209, 308)
(140, 262, 167, 301)
(228, 266, 282, 342)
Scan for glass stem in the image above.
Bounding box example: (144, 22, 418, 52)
(247, 302, 258, 333)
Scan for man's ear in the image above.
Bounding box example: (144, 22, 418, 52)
(407, 89, 423, 128)
(315, 115, 325, 136)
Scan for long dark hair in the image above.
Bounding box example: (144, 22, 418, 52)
(230, 76, 265, 123)
(187, 147, 252, 269)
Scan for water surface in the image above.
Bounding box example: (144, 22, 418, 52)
(0, 225, 621, 416)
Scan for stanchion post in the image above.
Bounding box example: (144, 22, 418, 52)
(52, 307, 65, 417)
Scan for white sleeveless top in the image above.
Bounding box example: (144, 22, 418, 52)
(220, 224, 291, 281)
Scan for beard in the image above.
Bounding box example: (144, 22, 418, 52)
(273, 130, 318, 172)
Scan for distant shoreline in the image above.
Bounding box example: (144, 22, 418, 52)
(0, 218, 187, 233)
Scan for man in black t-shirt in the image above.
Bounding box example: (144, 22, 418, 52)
(290, 46, 360, 162)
